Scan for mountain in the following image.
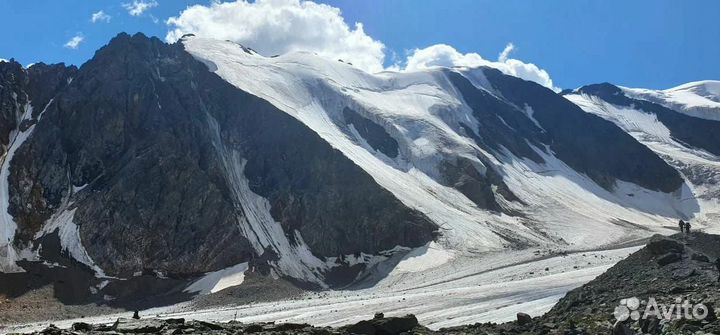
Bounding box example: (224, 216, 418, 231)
(564, 83, 720, 219)
(621, 81, 720, 121)
(0, 33, 717, 309)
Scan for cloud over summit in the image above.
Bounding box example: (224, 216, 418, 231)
(165, 0, 555, 89)
(404, 43, 555, 90)
(166, 0, 386, 73)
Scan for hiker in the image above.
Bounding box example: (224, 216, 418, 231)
(684, 221, 691, 234)
(679, 220, 685, 233)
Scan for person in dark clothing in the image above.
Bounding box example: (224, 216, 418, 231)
(679, 220, 685, 233)
(684, 221, 691, 234)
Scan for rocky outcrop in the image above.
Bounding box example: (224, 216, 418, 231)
(23, 314, 426, 335)
(3, 33, 436, 281)
(342, 107, 399, 158)
(541, 233, 720, 334)
(475, 70, 684, 193)
(0, 60, 28, 156)
(0, 61, 75, 155)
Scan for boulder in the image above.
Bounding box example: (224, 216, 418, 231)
(516, 312, 532, 325)
(271, 323, 311, 331)
(345, 314, 419, 335)
(657, 252, 682, 266)
(39, 325, 62, 335)
(646, 238, 684, 256)
(244, 324, 264, 333)
(639, 315, 661, 334)
(691, 253, 710, 262)
(672, 268, 697, 279)
(71, 322, 94, 331)
(113, 318, 166, 333)
(612, 321, 635, 335)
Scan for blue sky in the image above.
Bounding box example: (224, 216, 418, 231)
(1, 0, 718, 90)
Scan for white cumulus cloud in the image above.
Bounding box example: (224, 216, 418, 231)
(165, 0, 386, 73)
(498, 43, 515, 62)
(91, 10, 112, 23)
(123, 0, 158, 16)
(404, 43, 556, 90)
(163, 0, 554, 87)
(64, 35, 84, 49)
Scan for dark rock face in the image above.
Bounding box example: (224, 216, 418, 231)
(0, 61, 75, 156)
(579, 83, 720, 157)
(0, 60, 28, 155)
(25, 63, 78, 117)
(476, 69, 684, 193)
(342, 107, 399, 158)
(0, 61, 77, 245)
(4, 33, 436, 279)
(438, 155, 521, 213)
(448, 71, 547, 164)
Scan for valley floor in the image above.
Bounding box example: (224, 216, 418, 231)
(6, 224, 720, 335)
(3, 242, 643, 333)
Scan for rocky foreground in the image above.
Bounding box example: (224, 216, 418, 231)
(12, 233, 720, 335)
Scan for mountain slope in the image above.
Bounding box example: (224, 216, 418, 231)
(565, 84, 720, 228)
(0, 34, 436, 287)
(184, 36, 694, 251)
(0, 33, 710, 300)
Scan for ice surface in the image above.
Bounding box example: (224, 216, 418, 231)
(3, 246, 639, 333)
(622, 81, 720, 121)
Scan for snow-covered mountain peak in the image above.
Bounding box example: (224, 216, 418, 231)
(620, 80, 720, 121)
(666, 80, 720, 101)
(183, 36, 697, 257)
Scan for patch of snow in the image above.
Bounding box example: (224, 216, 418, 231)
(521, 104, 544, 131)
(72, 183, 89, 193)
(392, 242, 455, 274)
(185, 262, 249, 295)
(0, 101, 34, 273)
(206, 114, 329, 286)
(39, 208, 107, 277)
